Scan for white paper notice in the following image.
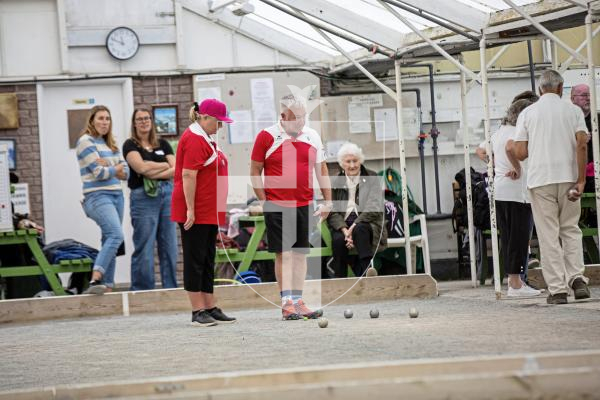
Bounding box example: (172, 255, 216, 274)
(374, 108, 398, 142)
(197, 86, 222, 102)
(350, 94, 383, 107)
(402, 108, 421, 139)
(348, 102, 371, 133)
(250, 78, 277, 133)
(228, 110, 254, 144)
(325, 140, 346, 161)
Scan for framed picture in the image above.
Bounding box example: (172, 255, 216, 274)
(152, 104, 179, 136)
(0, 139, 16, 170)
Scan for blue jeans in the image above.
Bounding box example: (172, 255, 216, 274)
(82, 190, 124, 287)
(129, 182, 178, 290)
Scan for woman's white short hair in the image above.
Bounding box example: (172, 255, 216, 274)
(337, 142, 365, 166)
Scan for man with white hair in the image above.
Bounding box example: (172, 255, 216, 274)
(507, 69, 590, 304)
(250, 94, 332, 320)
(570, 84, 599, 192)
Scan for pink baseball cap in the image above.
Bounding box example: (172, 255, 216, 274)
(198, 99, 233, 123)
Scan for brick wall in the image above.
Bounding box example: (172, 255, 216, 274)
(132, 75, 194, 286)
(0, 85, 43, 224)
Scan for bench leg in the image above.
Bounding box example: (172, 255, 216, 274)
(26, 236, 66, 295)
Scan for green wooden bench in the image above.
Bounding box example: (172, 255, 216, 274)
(0, 229, 93, 296)
(214, 216, 333, 273)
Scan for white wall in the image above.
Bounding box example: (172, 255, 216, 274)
(0, 0, 305, 78)
(0, 0, 62, 76)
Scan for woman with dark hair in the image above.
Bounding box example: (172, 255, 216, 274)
(123, 108, 177, 291)
(76, 105, 129, 294)
(477, 99, 541, 297)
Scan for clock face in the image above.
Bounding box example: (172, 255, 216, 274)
(106, 27, 139, 61)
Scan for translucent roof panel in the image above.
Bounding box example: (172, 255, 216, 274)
(455, 0, 541, 13)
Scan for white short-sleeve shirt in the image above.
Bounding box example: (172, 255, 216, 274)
(513, 93, 588, 189)
(479, 125, 529, 203)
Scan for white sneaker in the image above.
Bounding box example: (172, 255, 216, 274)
(507, 284, 541, 298)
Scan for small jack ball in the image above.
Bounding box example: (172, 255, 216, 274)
(370, 309, 379, 318)
(318, 317, 329, 328)
(344, 309, 353, 319)
(409, 308, 419, 318)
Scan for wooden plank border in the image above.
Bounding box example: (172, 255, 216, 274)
(1, 350, 599, 400)
(0, 275, 438, 324)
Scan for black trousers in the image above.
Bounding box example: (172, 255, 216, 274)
(179, 224, 217, 293)
(331, 214, 374, 278)
(496, 200, 532, 275)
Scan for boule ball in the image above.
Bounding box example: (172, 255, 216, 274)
(370, 309, 379, 318)
(409, 307, 419, 318)
(344, 309, 353, 319)
(366, 267, 378, 277)
(318, 317, 329, 328)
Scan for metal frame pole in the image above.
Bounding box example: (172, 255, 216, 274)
(586, 9, 600, 230)
(460, 61, 478, 288)
(395, 59, 413, 273)
(559, 24, 600, 74)
(502, 0, 588, 64)
(480, 35, 502, 298)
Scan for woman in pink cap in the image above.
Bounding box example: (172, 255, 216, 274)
(171, 99, 236, 326)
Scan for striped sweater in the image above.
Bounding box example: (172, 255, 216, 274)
(76, 133, 130, 194)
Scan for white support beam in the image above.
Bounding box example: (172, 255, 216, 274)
(174, 0, 186, 69)
(586, 10, 600, 230)
(179, 0, 332, 64)
(392, 0, 489, 33)
(378, 0, 480, 83)
(67, 27, 177, 46)
(276, 0, 404, 52)
(466, 44, 510, 92)
(459, 62, 478, 288)
(394, 59, 413, 273)
(484, 7, 582, 35)
(559, 23, 600, 74)
(56, 0, 69, 73)
(480, 36, 502, 299)
(502, 0, 588, 64)
(304, 15, 397, 101)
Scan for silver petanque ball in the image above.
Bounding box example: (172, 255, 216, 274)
(370, 309, 379, 319)
(344, 309, 353, 319)
(318, 317, 329, 328)
(409, 307, 419, 318)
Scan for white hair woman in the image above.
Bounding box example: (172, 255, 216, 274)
(327, 142, 387, 277)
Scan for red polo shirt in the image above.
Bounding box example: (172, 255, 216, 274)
(171, 123, 228, 225)
(251, 123, 325, 207)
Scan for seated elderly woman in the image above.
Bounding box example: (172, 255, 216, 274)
(327, 142, 387, 278)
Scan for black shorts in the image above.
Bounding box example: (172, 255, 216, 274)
(263, 202, 310, 254)
(179, 224, 217, 293)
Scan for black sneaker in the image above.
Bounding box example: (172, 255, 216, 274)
(191, 310, 217, 327)
(83, 280, 107, 295)
(571, 278, 591, 300)
(547, 293, 568, 305)
(209, 307, 237, 324)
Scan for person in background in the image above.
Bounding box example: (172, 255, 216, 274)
(250, 94, 332, 321)
(327, 142, 387, 278)
(76, 105, 129, 294)
(570, 84, 599, 193)
(507, 70, 590, 304)
(171, 99, 236, 326)
(484, 99, 541, 297)
(123, 108, 177, 291)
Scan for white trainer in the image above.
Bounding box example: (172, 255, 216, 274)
(507, 284, 541, 298)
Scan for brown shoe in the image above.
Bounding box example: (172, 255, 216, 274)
(547, 293, 568, 305)
(571, 278, 591, 300)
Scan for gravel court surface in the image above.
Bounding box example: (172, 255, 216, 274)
(1, 282, 599, 392)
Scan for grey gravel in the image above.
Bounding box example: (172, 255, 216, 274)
(0, 282, 599, 392)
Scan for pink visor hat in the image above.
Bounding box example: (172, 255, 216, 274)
(197, 99, 233, 123)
